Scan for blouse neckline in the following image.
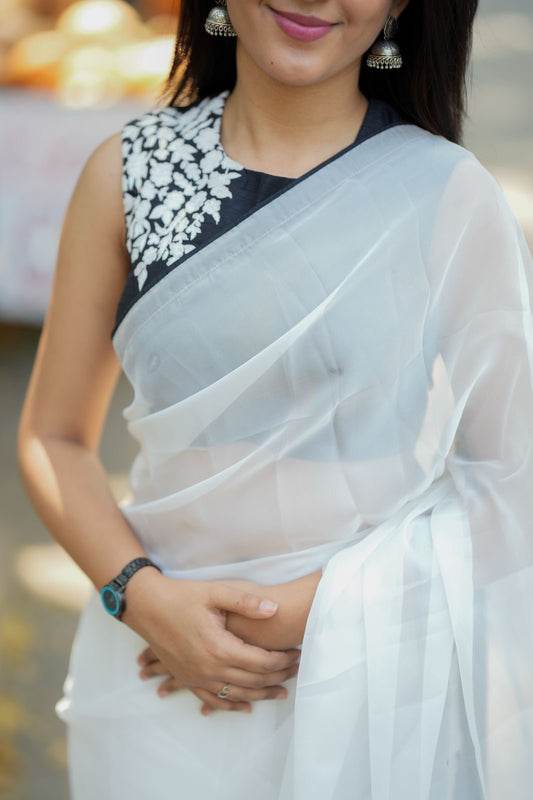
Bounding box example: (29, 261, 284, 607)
(211, 89, 372, 182)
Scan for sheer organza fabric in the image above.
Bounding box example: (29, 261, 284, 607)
(58, 125, 533, 799)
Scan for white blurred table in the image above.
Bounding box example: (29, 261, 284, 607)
(0, 88, 148, 323)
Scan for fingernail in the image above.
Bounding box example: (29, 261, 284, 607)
(158, 689, 169, 698)
(259, 600, 278, 612)
(202, 707, 213, 716)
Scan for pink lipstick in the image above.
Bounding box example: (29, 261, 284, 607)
(270, 7, 335, 42)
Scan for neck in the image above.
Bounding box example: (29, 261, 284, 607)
(220, 45, 367, 178)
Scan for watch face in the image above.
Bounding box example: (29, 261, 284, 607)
(101, 586, 122, 616)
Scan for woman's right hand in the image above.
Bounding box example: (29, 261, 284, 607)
(122, 569, 301, 698)
(136, 646, 298, 714)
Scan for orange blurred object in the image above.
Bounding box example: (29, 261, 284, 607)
(145, 12, 178, 37)
(57, 43, 121, 106)
(1, 0, 181, 103)
(56, 0, 147, 45)
(137, 0, 180, 18)
(5, 29, 69, 87)
(116, 34, 174, 95)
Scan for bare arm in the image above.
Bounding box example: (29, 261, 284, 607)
(17, 133, 148, 588)
(223, 571, 323, 650)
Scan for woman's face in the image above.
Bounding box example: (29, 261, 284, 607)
(226, 0, 409, 88)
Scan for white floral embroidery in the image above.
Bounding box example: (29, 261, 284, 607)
(122, 91, 243, 289)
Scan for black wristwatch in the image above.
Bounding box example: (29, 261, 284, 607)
(100, 557, 161, 621)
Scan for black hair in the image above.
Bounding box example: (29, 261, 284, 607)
(160, 0, 479, 144)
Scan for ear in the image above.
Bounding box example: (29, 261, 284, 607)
(390, 0, 410, 19)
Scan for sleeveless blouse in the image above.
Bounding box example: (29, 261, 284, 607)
(112, 91, 405, 337)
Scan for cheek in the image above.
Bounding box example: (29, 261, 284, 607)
(338, 0, 391, 60)
(226, 0, 262, 31)
(344, 0, 391, 37)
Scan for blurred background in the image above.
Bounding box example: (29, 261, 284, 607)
(0, 0, 532, 797)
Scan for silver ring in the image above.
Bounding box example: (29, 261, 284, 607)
(217, 683, 231, 699)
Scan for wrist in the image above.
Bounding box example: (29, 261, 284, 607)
(100, 557, 163, 627)
(225, 572, 321, 650)
(122, 567, 169, 630)
(120, 567, 166, 633)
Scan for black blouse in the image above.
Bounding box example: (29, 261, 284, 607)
(113, 94, 406, 338)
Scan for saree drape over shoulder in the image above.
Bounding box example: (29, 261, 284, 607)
(58, 116, 533, 799)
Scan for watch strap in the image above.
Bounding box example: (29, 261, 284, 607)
(110, 557, 161, 590)
(101, 557, 161, 621)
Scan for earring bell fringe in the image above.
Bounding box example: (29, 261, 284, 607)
(366, 44, 402, 70)
(205, 0, 237, 37)
(366, 15, 402, 70)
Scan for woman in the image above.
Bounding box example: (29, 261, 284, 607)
(17, 0, 533, 797)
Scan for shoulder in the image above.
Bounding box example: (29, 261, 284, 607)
(81, 130, 122, 186)
(419, 137, 529, 300)
(387, 126, 512, 219)
(119, 92, 229, 196)
(61, 131, 125, 268)
(74, 132, 125, 250)
(429, 139, 514, 226)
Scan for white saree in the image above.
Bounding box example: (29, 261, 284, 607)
(58, 122, 533, 799)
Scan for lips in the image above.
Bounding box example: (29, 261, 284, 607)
(269, 6, 336, 42)
(273, 9, 333, 27)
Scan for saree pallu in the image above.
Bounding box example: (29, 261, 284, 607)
(58, 125, 533, 799)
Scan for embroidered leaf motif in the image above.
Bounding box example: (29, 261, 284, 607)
(186, 214, 203, 238)
(122, 91, 243, 292)
(149, 204, 167, 220)
(183, 162, 201, 184)
(204, 198, 221, 224)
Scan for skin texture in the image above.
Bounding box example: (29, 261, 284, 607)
(17, 0, 409, 716)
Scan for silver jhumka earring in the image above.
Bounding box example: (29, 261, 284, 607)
(205, 0, 237, 37)
(366, 16, 402, 69)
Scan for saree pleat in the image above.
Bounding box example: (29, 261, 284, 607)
(58, 125, 533, 799)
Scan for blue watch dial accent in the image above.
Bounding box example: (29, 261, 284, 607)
(100, 559, 159, 621)
(101, 586, 122, 616)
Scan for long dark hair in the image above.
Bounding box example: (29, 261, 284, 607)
(160, 0, 479, 144)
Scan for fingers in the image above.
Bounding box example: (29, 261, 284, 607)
(193, 687, 252, 714)
(211, 682, 290, 704)
(137, 646, 158, 667)
(217, 635, 301, 676)
(140, 656, 300, 689)
(145, 673, 290, 711)
(138, 637, 301, 693)
(139, 662, 297, 716)
(139, 659, 171, 680)
(224, 661, 300, 690)
(138, 648, 299, 696)
(144, 676, 255, 713)
(208, 582, 279, 619)
(157, 676, 184, 698)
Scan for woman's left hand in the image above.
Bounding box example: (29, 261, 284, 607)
(137, 644, 296, 715)
(136, 574, 320, 714)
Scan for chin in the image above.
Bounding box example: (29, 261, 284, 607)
(255, 49, 340, 88)
(266, 68, 326, 87)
